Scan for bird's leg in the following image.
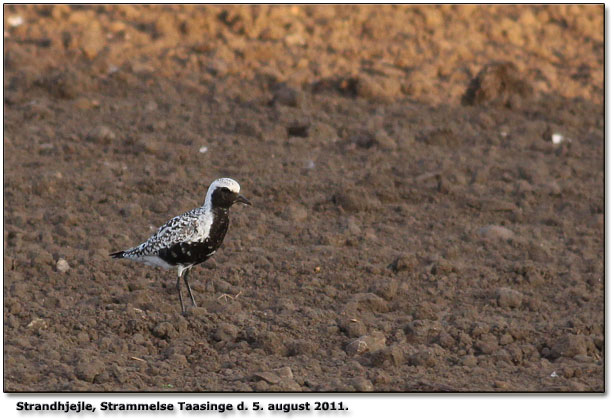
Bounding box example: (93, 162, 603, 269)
(184, 267, 198, 307)
(176, 274, 186, 314)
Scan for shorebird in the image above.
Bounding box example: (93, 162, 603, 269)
(110, 178, 251, 313)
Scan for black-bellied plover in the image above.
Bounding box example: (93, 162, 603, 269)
(110, 178, 251, 314)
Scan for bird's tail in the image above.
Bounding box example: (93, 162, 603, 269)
(109, 250, 126, 259)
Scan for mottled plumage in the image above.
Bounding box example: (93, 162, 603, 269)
(110, 178, 251, 313)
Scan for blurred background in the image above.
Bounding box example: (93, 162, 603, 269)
(3, 4, 603, 105)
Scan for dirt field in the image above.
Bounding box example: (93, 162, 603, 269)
(3, 5, 604, 392)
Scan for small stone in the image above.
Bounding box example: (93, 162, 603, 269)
(478, 225, 514, 240)
(256, 332, 286, 356)
(412, 303, 438, 321)
(374, 129, 397, 150)
(516, 179, 533, 194)
(130, 61, 155, 74)
(75, 358, 104, 382)
(7, 15, 24, 27)
(132, 333, 145, 345)
(232, 119, 259, 137)
(551, 133, 564, 145)
(421, 128, 458, 147)
(494, 380, 510, 390)
(167, 354, 188, 367)
(287, 121, 310, 137)
(56, 258, 70, 273)
(462, 61, 532, 107)
(430, 258, 456, 275)
(573, 355, 592, 363)
(271, 83, 302, 107)
(460, 355, 477, 367)
(252, 380, 270, 392)
(212, 278, 234, 294)
(333, 188, 379, 213)
(505, 343, 524, 363)
(345, 338, 368, 356)
(120, 203, 143, 218)
(560, 366, 575, 379)
(494, 349, 512, 365)
(81, 25, 105, 59)
(253, 371, 281, 384)
(273, 367, 293, 380)
(392, 254, 417, 272)
(282, 203, 308, 223)
(136, 136, 163, 155)
(347, 293, 388, 313)
(145, 100, 158, 112)
(568, 381, 587, 392)
(333, 190, 365, 212)
(26, 318, 48, 333)
(112, 364, 127, 384)
(213, 322, 238, 342)
(344, 216, 361, 235)
(356, 75, 401, 103)
(373, 371, 391, 385)
(404, 319, 440, 344)
(408, 349, 437, 367)
(371, 345, 405, 367)
(74, 97, 96, 110)
(436, 331, 456, 349)
(499, 333, 514, 345)
(475, 334, 499, 354)
(338, 318, 367, 338)
(152, 322, 177, 339)
(470, 322, 490, 338)
(287, 339, 316, 356)
(278, 379, 302, 392)
(7, 300, 21, 316)
(311, 122, 339, 143)
(351, 130, 376, 148)
(541, 181, 562, 196)
(284, 32, 306, 47)
(496, 287, 524, 308)
(551, 334, 588, 358)
(370, 277, 399, 301)
(528, 242, 552, 263)
(77, 331, 90, 344)
(30, 250, 54, 267)
(345, 332, 386, 356)
(87, 125, 116, 144)
(351, 377, 374, 392)
(40, 69, 80, 99)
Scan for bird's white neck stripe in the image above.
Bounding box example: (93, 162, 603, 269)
(202, 196, 212, 211)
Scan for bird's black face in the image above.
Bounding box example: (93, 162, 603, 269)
(210, 187, 252, 209)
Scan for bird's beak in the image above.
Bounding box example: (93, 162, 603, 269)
(235, 194, 252, 206)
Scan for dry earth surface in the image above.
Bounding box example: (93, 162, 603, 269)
(3, 5, 604, 391)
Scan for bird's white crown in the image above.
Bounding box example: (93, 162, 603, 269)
(204, 178, 241, 207)
(210, 178, 240, 193)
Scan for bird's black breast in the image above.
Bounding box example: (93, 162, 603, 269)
(158, 208, 229, 267)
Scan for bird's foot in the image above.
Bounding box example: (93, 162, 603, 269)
(217, 291, 242, 302)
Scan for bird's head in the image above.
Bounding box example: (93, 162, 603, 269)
(205, 178, 252, 209)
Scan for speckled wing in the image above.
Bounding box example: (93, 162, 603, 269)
(126, 209, 205, 257)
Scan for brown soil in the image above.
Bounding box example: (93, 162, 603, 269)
(3, 5, 604, 392)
